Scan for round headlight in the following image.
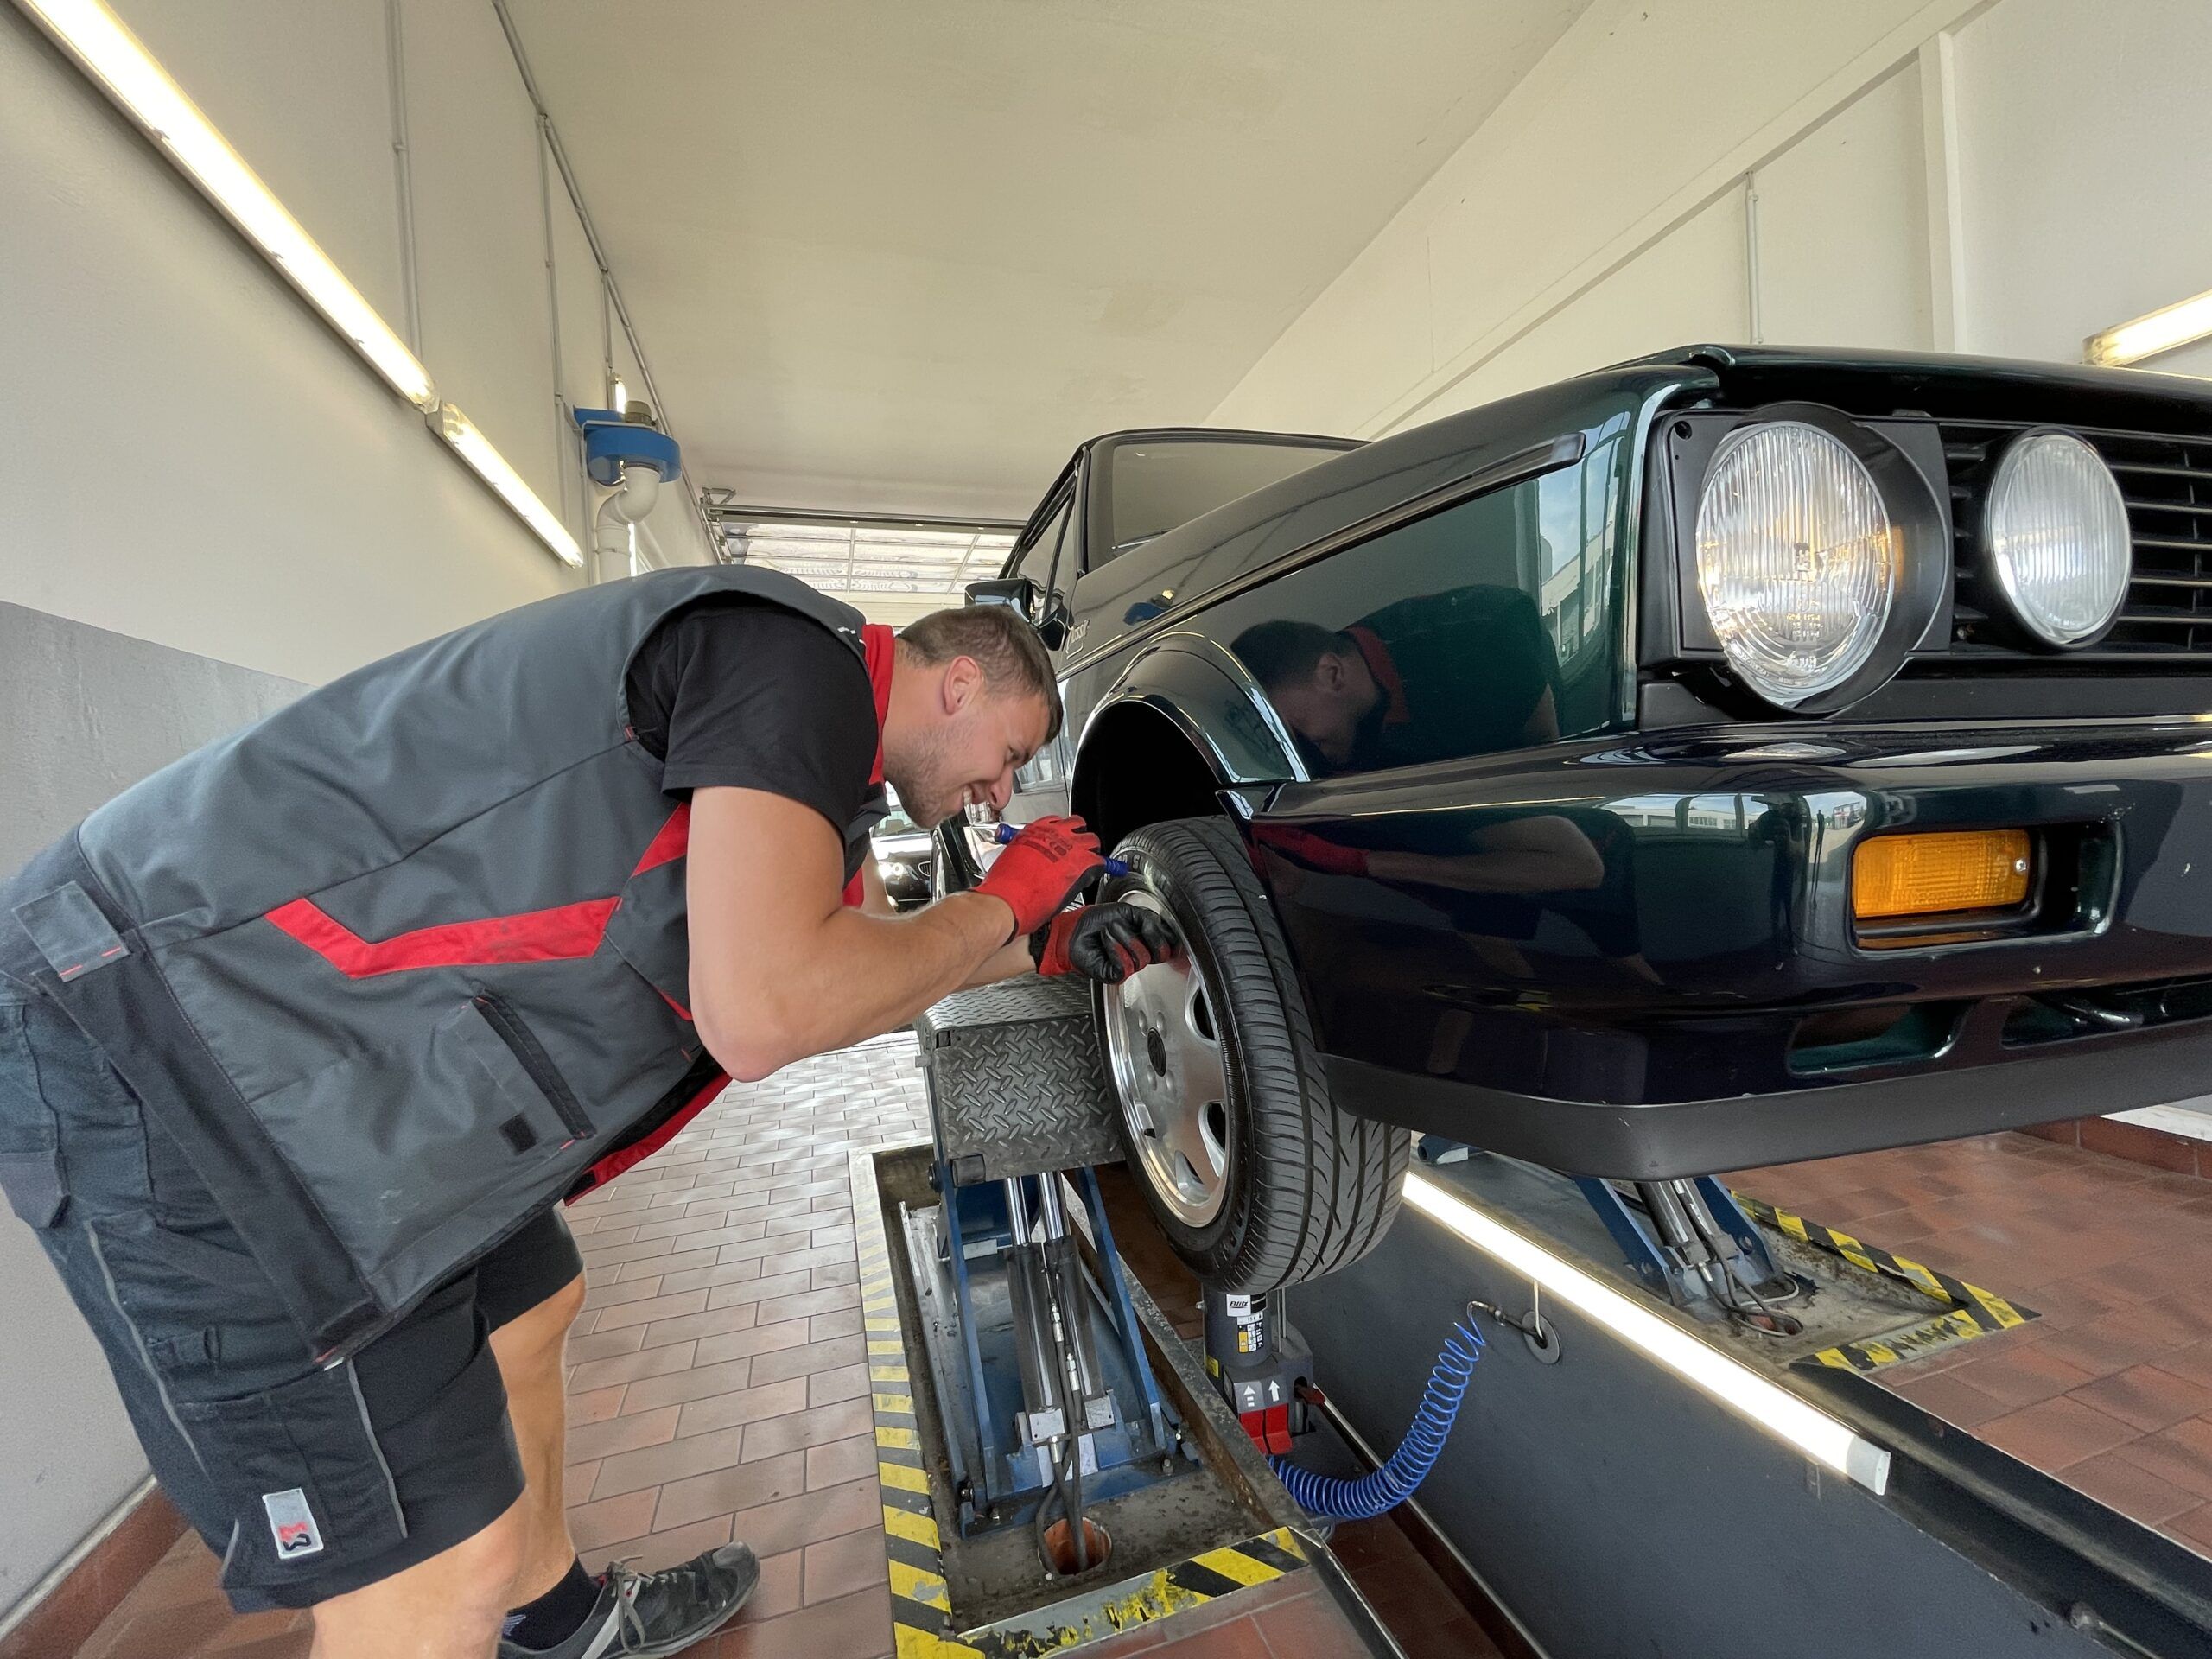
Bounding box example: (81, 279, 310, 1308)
(1986, 430, 2129, 646)
(1695, 421, 1897, 708)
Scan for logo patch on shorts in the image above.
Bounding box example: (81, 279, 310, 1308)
(262, 1489, 323, 1559)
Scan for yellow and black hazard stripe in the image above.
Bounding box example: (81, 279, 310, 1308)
(1731, 1191, 2036, 1373)
(848, 1165, 957, 1642)
(949, 1529, 1309, 1658)
(848, 1153, 1313, 1658)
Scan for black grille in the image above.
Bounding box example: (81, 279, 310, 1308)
(1940, 421, 2212, 660)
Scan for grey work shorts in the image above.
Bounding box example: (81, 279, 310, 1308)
(0, 991, 586, 1611)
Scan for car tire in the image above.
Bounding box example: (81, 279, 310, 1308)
(1096, 816, 1407, 1294)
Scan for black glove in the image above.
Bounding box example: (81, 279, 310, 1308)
(1031, 902, 1183, 984)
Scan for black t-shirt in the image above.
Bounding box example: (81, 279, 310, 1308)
(624, 598, 881, 881)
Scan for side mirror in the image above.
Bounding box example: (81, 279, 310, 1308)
(965, 576, 1037, 612)
(1036, 596, 1071, 652)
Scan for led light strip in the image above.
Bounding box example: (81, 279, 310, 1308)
(435, 404, 583, 567)
(2085, 288, 2212, 369)
(1402, 1172, 1893, 1495)
(19, 0, 582, 567)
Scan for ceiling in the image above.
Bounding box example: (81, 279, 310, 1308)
(509, 1, 1592, 524)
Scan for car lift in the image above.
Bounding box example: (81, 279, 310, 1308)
(868, 976, 1385, 1655)
(1421, 1135, 1802, 1330)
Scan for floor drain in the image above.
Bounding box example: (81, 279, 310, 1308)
(1042, 1516, 1111, 1577)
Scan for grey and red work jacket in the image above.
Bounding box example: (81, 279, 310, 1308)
(0, 567, 893, 1362)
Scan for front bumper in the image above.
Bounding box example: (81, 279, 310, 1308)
(1243, 716, 2212, 1176)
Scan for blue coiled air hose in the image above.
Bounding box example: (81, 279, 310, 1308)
(1268, 1319, 1484, 1522)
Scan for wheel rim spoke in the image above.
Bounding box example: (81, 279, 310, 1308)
(1102, 889, 1231, 1226)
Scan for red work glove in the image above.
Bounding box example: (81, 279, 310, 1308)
(1032, 903, 1183, 983)
(974, 815, 1105, 940)
(1254, 823, 1369, 877)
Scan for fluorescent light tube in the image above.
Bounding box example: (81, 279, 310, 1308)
(1402, 1173, 1892, 1495)
(2085, 289, 2212, 368)
(436, 404, 583, 567)
(20, 0, 435, 410)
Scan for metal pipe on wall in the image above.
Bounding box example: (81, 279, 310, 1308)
(490, 0, 720, 564)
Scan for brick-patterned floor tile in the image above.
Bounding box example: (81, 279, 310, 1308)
(566, 1323, 652, 1365)
(568, 1403, 681, 1462)
(706, 1269, 818, 1312)
(570, 1339, 698, 1391)
(743, 1396, 873, 1462)
(2171, 1503, 2212, 1552)
(569, 1486, 663, 1552)
(808, 1363, 874, 1408)
(804, 1434, 877, 1491)
(568, 1383, 628, 1426)
(676, 1376, 812, 1439)
(802, 1528, 887, 1605)
(725, 1478, 881, 1557)
(619, 1244, 726, 1282)
(592, 1287, 712, 1333)
(1983, 1395, 2139, 1471)
(623, 1356, 756, 1414)
(581, 1511, 736, 1576)
(2061, 1449, 2206, 1529)
(696, 1319, 818, 1367)
(643, 1302, 767, 1349)
(712, 1584, 892, 1659)
(755, 1284, 863, 1325)
(596, 1424, 750, 1498)
(655, 1450, 812, 1531)
(2069, 1364, 2212, 1433)
(750, 1333, 869, 1386)
(731, 1548, 805, 1627)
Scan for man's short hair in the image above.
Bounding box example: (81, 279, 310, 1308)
(1231, 620, 1352, 692)
(899, 607, 1065, 743)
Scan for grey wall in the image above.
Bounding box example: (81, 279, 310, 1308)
(0, 601, 300, 1614)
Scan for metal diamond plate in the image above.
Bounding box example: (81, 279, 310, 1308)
(919, 979, 1121, 1185)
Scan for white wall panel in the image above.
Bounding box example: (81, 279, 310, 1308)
(0, 14, 567, 686)
(1751, 65, 1930, 353)
(1213, 0, 1980, 436)
(1408, 190, 1749, 430)
(116, 0, 410, 335)
(400, 0, 563, 514)
(1954, 0, 2212, 366)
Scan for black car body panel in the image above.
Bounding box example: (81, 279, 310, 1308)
(988, 346, 2212, 1177)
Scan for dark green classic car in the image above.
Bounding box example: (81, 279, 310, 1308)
(944, 346, 2212, 1294)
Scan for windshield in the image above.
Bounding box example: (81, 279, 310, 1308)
(877, 791, 920, 836)
(1100, 437, 1349, 562)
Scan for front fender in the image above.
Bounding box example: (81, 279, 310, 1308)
(1074, 633, 1308, 790)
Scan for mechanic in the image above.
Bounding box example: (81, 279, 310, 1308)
(0, 568, 1177, 1659)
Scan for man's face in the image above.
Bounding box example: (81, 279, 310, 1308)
(885, 657, 1052, 826)
(1267, 651, 1373, 767)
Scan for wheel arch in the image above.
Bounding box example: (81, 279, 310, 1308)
(1070, 639, 1304, 853)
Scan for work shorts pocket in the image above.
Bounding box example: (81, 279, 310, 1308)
(0, 1002, 65, 1228)
(172, 1358, 409, 1595)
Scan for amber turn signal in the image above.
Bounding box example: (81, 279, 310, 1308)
(1853, 830, 2031, 921)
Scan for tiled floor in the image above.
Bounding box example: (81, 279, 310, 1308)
(1732, 1128, 2212, 1557)
(70, 1035, 1446, 1658)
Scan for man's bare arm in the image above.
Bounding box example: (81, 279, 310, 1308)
(861, 837, 1033, 987)
(688, 787, 1017, 1079)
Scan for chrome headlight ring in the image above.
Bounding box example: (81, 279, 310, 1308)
(1683, 403, 1949, 716)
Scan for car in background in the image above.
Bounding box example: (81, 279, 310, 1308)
(938, 346, 2212, 1298)
(872, 794, 933, 909)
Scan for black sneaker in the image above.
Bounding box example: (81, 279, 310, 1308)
(498, 1543, 761, 1658)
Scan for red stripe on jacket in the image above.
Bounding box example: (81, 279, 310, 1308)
(267, 804, 690, 976)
